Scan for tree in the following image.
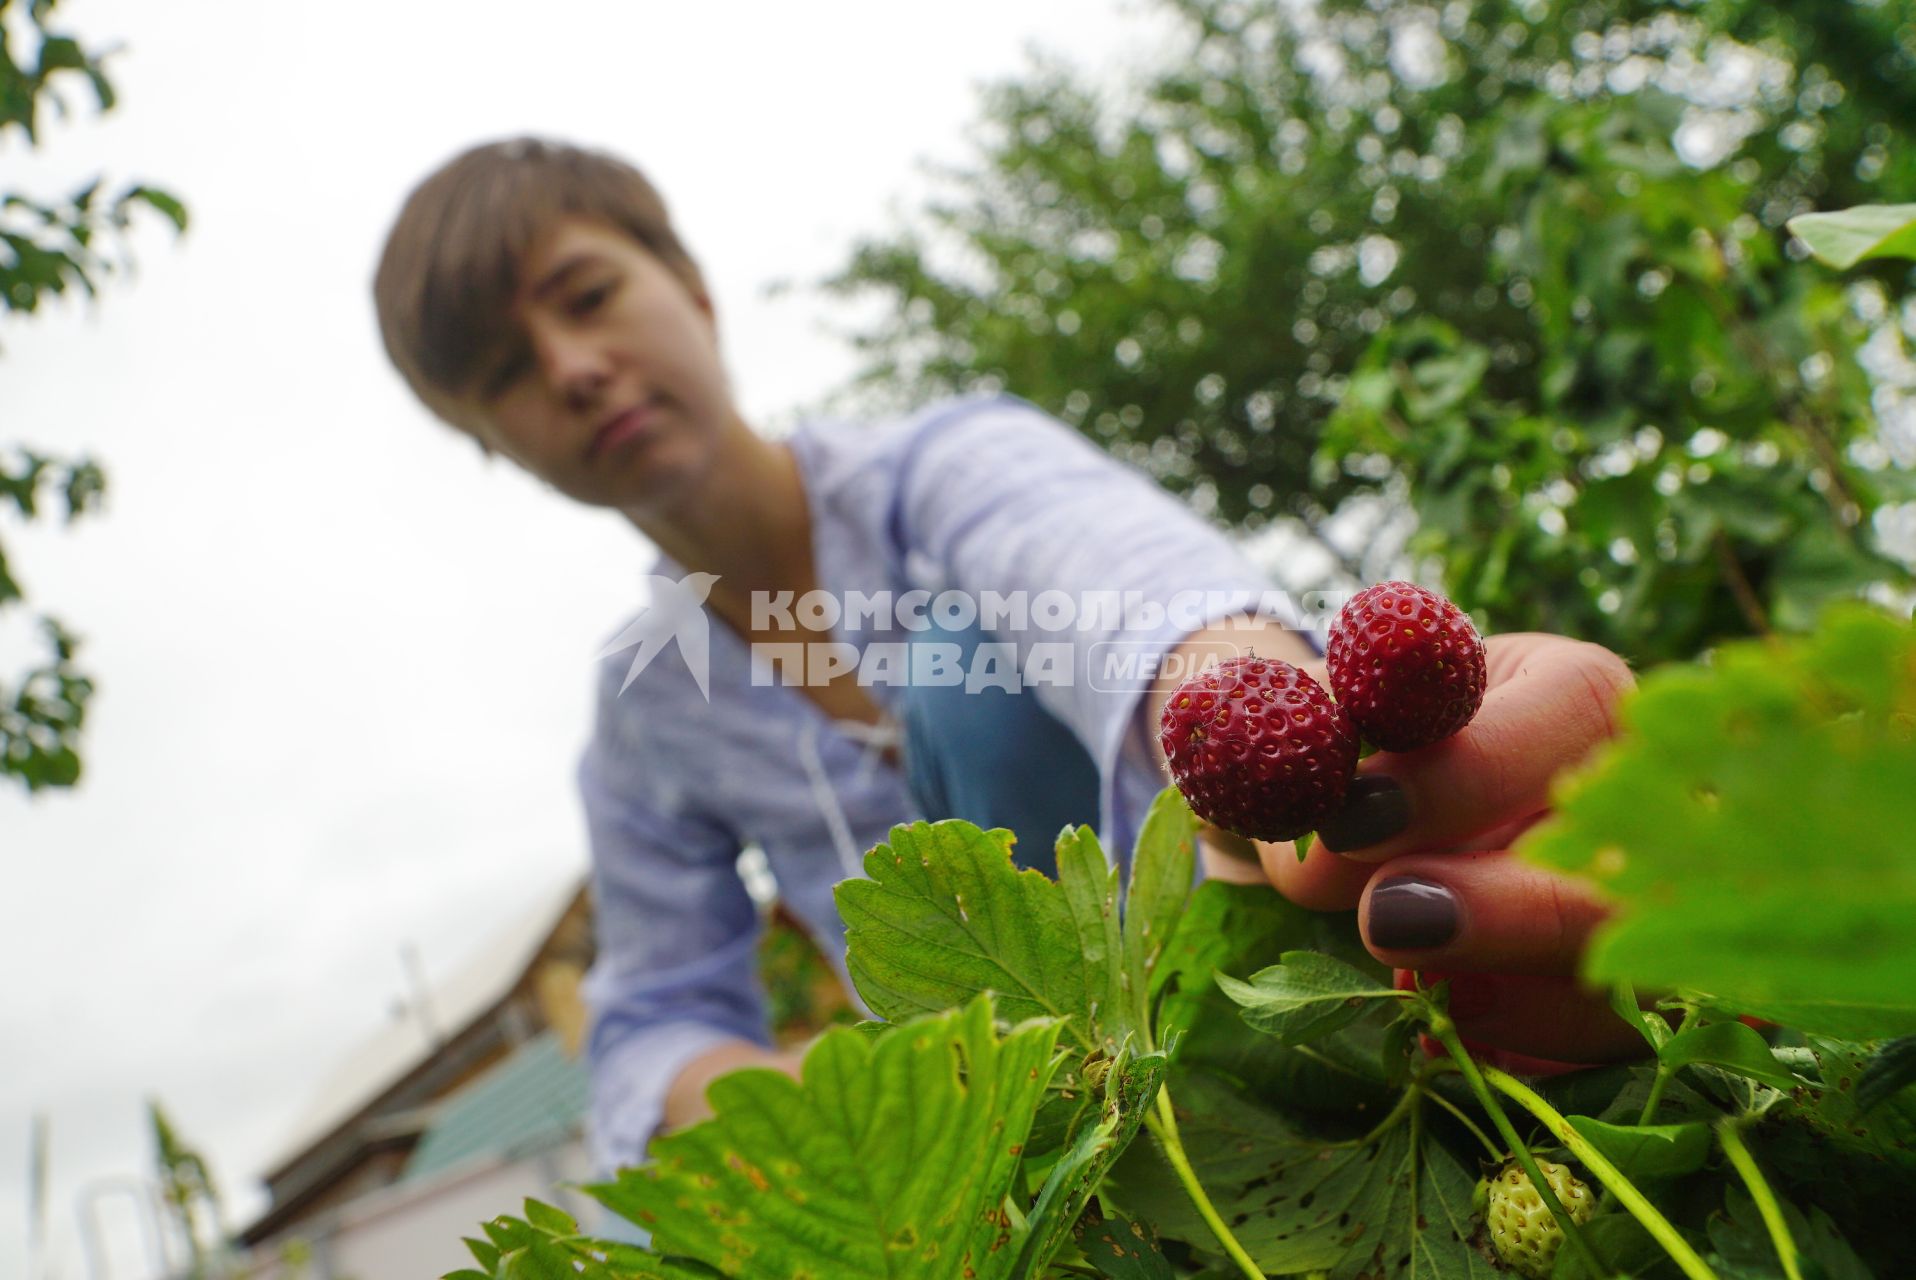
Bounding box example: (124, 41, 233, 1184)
(2, 0, 185, 792)
(149, 1099, 228, 1276)
(824, 0, 1916, 665)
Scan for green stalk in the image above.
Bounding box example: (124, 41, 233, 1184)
(1424, 1085, 1503, 1160)
(1144, 1083, 1267, 1280)
(1636, 1066, 1674, 1127)
(1637, 1006, 1697, 1126)
(1328, 1080, 1421, 1150)
(1480, 1062, 1721, 1280)
(1717, 1118, 1803, 1280)
(1424, 1018, 1609, 1279)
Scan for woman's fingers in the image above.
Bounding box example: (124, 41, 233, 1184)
(1358, 849, 1610, 976)
(1261, 833, 1376, 910)
(1317, 635, 1634, 862)
(1424, 971, 1650, 1065)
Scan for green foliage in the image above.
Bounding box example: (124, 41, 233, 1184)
(836, 786, 1198, 1055)
(1, 0, 186, 794)
(453, 609, 1916, 1277)
(591, 996, 1069, 1278)
(822, 0, 1916, 666)
(1789, 204, 1916, 270)
(148, 1100, 226, 1276)
(1107, 1070, 1494, 1278)
(1521, 607, 1916, 1040)
(1213, 949, 1406, 1044)
(1561, 1114, 1711, 1183)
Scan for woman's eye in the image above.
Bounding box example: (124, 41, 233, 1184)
(569, 282, 614, 317)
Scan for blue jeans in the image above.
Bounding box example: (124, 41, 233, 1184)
(895, 622, 1102, 879)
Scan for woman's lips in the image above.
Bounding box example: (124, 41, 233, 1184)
(587, 402, 656, 461)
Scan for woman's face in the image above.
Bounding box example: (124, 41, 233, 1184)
(453, 215, 735, 510)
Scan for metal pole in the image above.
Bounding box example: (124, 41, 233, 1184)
(74, 1178, 168, 1280)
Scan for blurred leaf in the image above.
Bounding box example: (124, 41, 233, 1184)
(1788, 204, 1916, 269)
(1523, 608, 1916, 1041)
(1855, 1035, 1916, 1115)
(121, 183, 188, 233)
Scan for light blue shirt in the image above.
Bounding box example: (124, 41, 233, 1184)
(576, 394, 1301, 1171)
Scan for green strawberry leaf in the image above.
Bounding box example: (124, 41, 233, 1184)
(1706, 1186, 1874, 1280)
(520, 1199, 575, 1236)
(1153, 882, 1397, 1115)
(1216, 950, 1408, 1046)
(1608, 981, 1674, 1053)
(1754, 1036, 1916, 1270)
(1072, 1205, 1176, 1278)
(1786, 203, 1916, 269)
(462, 1238, 502, 1271)
(1656, 1022, 1807, 1093)
(587, 995, 1064, 1279)
(1121, 787, 1203, 1005)
(838, 796, 1200, 1056)
(1771, 1036, 1916, 1169)
(448, 1214, 717, 1280)
(1010, 1044, 1169, 1276)
(1521, 607, 1916, 1042)
(1105, 1070, 1495, 1277)
(1563, 1115, 1711, 1181)
(1855, 1034, 1916, 1115)
(1546, 1213, 1701, 1279)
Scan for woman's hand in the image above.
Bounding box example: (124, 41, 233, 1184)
(1248, 632, 1644, 1065)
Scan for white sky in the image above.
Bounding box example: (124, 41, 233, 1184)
(0, 2, 1180, 1275)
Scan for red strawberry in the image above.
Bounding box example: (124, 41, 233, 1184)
(1159, 656, 1359, 841)
(1326, 581, 1486, 752)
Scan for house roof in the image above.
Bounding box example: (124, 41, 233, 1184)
(400, 1030, 589, 1185)
(259, 871, 589, 1182)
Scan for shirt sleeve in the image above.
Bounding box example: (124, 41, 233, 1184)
(575, 720, 764, 1174)
(892, 395, 1316, 855)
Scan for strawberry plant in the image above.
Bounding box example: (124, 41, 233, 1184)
(449, 603, 1916, 1279)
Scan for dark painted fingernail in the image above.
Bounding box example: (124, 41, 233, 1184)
(1318, 776, 1410, 852)
(1367, 876, 1460, 951)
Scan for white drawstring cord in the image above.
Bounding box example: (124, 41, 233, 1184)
(796, 713, 903, 880)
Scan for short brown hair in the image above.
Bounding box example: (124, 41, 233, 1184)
(372, 137, 706, 434)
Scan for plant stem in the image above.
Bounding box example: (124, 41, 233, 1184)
(1637, 1004, 1697, 1126)
(1145, 1084, 1266, 1280)
(1636, 1067, 1673, 1128)
(1479, 1062, 1721, 1280)
(1717, 1118, 1803, 1280)
(1713, 531, 1775, 639)
(1424, 1086, 1502, 1160)
(1424, 1018, 1609, 1279)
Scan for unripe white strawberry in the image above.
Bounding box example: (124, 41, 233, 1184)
(1483, 1158, 1595, 1278)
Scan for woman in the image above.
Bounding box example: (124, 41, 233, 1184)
(372, 138, 1640, 1172)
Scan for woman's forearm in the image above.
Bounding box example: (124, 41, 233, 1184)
(662, 1038, 806, 1131)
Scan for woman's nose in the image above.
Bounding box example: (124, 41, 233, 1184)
(536, 332, 611, 411)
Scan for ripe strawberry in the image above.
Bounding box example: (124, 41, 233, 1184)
(1159, 656, 1359, 841)
(1482, 1158, 1595, 1279)
(1326, 581, 1486, 752)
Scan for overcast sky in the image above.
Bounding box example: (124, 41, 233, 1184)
(0, 2, 1182, 1274)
